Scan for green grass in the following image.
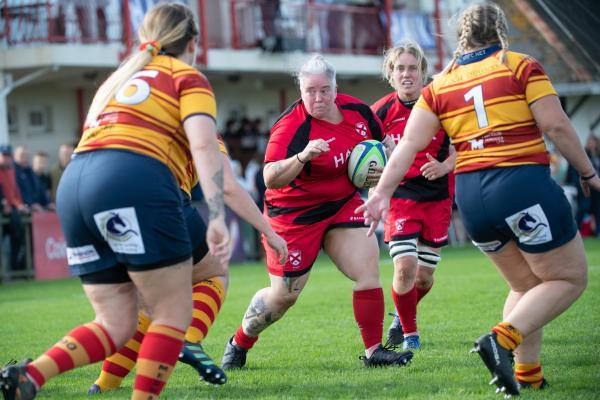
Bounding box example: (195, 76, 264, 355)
(1, 240, 599, 399)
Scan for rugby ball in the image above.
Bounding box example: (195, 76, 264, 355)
(347, 139, 387, 188)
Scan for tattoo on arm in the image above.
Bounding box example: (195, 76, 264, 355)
(207, 165, 224, 221)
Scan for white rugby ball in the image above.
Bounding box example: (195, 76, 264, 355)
(347, 139, 387, 189)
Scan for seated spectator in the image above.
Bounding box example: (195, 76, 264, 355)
(50, 143, 75, 202)
(13, 145, 50, 210)
(0, 144, 27, 271)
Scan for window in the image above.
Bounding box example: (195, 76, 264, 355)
(27, 105, 53, 135)
(8, 104, 18, 134)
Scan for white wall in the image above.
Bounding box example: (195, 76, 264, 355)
(7, 83, 83, 165)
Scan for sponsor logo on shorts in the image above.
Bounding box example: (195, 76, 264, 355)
(66, 245, 100, 265)
(94, 207, 145, 255)
(289, 250, 302, 268)
(355, 121, 367, 137)
(505, 204, 552, 245)
(432, 234, 448, 243)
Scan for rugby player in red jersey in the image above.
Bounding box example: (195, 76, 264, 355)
(221, 54, 413, 369)
(371, 41, 456, 351)
(359, 3, 600, 396)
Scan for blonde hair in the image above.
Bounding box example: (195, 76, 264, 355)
(440, 3, 509, 75)
(382, 40, 428, 86)
(296, 54, 337, 89)
(85, 2, 198, 126)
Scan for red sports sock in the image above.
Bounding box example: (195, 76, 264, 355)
(392, 286, 418, 334)
(94, 312, 151, 391)
(186, 278, 226, 343)
(233, 326, 258, 350)
(26, 322, 116, 388)
(352, 288, 384, 350)
(132, 324, 185, 400)
(416, 284, 432, 303)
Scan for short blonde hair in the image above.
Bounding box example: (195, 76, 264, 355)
(382, 40, 428, 86)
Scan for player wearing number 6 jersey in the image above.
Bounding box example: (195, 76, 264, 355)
(0, 4, 229, 400)
(358, 3, 600, 396)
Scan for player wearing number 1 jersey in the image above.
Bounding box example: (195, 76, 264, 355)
(358, 3, 599, 396)
(0, 4, 229, 400)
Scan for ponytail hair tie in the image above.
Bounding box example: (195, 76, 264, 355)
(139, 40, 161, 56)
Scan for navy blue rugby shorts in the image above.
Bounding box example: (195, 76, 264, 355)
(57, 149, 194, 277)
(455, 164, 577, 253)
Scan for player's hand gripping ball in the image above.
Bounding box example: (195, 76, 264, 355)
(347, 139, 387, 189)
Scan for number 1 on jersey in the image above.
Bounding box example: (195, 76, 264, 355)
(464, 84, 489, 128)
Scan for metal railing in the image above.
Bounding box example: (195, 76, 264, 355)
(1, 0, 125, 46)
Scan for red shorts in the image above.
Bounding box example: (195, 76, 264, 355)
(384, 197, 452, 247)
(263, 193, 365, 277)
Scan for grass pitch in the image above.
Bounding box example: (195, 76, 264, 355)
(1, 240, 599, 399)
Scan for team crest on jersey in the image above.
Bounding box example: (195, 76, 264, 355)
(94, 207, 145, 254)
(505, 204, 552, 245)
(355, 121, 367, 137)
(395, 219, 406, 232)
(289, 250, 302, 268)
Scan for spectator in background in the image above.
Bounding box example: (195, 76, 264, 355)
(238, 117, 259, 169)
(50, 142, 74, 202)
(223, 118, 241, 162)
(13, 145, 50, 210)
(585, 134, 600, 235)
(32, 151, 52, 201)
(0, 144, 27, 271)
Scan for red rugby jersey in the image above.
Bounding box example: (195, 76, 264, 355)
(265, 93, 385, 209)
(416, 48, 555, 173)
(372, 92, 452, 201)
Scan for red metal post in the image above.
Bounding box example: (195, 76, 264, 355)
(434, 0, 444, 72)
(385, 0, 392, 48)
(4, 2, 11, 45)
(120, 0, 132, 59)
(230, 0, 239, 49)
(198, 0, 208, 65)
(76, 88, 85, 132)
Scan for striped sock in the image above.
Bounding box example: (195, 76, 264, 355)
(185, 278, 226, 343)
(26, 322, 116, 389)
(492, 322, 523, 351)
(233, 326, 258, 349)
(353, 288, 384, 350)
(94, 312, 151, 391)
(132, 324, 185, 400)
(516, 361, 544, 388)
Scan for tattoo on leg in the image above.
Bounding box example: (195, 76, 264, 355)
(283, 277, 302, 293)
(243, 295, 275, 336)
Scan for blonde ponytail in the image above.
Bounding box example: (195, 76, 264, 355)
(85, 2, 199, 127)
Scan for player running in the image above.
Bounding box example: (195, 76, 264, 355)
(87, 140, 288, 394)
(0, 4, 229, 400)
(357, 3, 599, 396)
(220, 54, 412, 370)
(371, 40, 455, 350)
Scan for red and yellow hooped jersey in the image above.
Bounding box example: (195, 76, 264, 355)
(77, 55, 217, 192)
(416, 48, 556, 173)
